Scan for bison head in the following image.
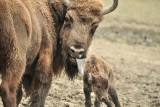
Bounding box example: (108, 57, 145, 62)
(57, 0, 118, 79)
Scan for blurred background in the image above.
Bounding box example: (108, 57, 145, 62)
(99, 0, 160, 46)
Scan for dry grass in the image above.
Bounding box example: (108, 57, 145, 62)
(94, 0, 160, 46)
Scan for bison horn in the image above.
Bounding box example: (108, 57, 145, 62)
(102, 0, 118, 15)
(62, 0, 70, 6)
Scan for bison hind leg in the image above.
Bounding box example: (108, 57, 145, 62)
(83, 85, 91, 107)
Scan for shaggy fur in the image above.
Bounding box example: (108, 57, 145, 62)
(0, 0, 105, 106)
(83, 55, 121, 107)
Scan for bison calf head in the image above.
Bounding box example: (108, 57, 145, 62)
(59, 0, 118, 79)
(91, 76, 110, 101)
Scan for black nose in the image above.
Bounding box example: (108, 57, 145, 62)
(68, 46, 86, 58)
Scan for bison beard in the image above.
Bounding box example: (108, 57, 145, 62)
(53, 51, 80, 80)
(65, 57, 79, 79)
(62, 46, 79, 79)
(53, 43, 80, 79)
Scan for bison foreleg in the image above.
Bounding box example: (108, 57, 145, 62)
(29, 67, 52, 107)
(108, 85, 121, 107)
(83, 85, 91, 107)
(29, 81, 52, 107)
(103, 98, 115, 107)
(29, 52, 53, 107)
(28, 28, 54, 107)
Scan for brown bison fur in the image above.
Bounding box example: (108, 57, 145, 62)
(83, 55, 121, 107)
(0, 0, 104, 106)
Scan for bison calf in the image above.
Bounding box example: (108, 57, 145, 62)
(83, 55, 121, 107)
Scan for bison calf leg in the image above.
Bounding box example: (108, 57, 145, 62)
(83, 85, 91, 107)
(94, 98, 101, 107)
(108, 86, 121, 107)
(104, 98, 115, 107)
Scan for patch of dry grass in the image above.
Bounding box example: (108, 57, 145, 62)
(102, 0, 160, 26)
(96, 0, 160, 46)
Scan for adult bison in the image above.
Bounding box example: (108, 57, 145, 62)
(0, 0, 118, 106)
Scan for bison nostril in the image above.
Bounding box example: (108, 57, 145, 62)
(68, 48, 75, 57)
(79, 51, 85, 55)
(70, 48, 75, 54)
(68, 46, 86, 58)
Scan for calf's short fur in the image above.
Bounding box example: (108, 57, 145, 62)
(83, 55, 121, 107)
